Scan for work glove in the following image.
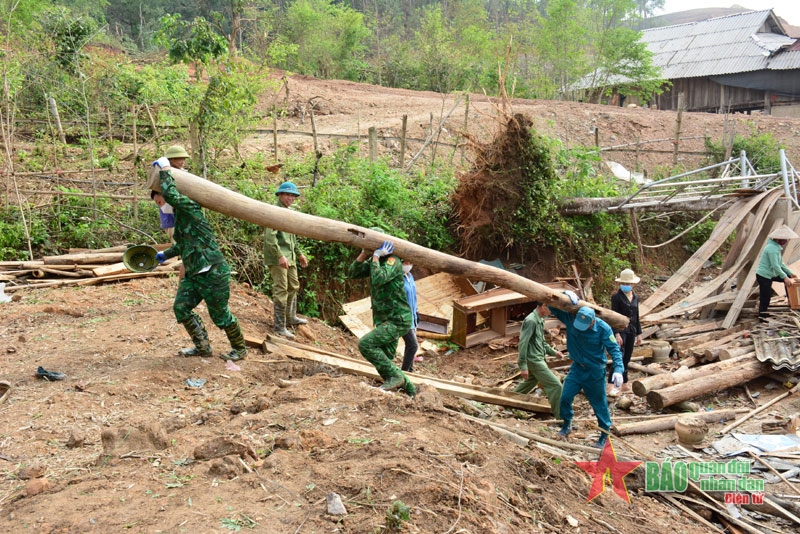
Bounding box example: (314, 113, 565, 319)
(563, 290, 579, 305)
(155, 252, 166, 264)
(611, 372, 623, 389)
(373, 241, 395, 258)
(152, 157, 171, 169)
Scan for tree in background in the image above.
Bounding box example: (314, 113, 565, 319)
(533, 0, 589, 99)
(156, 14, 228, 81)
(283, 0, 370, 79)
(635, 0, 665, 19)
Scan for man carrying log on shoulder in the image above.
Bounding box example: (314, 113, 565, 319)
(549, 293, 624, 449)
(148, 154, 247, 362)
(347, 231, 416, 397)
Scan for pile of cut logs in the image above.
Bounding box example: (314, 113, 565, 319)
(629, 316, 786, 412)
(0, 245, 180, 293)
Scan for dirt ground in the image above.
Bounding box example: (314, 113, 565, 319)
(3, 75, 800, 532)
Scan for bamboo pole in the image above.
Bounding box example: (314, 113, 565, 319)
(151, 167, 630, 329)
(719, 383, 800, 434)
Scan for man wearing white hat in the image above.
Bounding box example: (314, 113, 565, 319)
(608, 268, 642, 395)
(756, 224, 799, 318)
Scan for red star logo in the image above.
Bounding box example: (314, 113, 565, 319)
(575, 437, 642, 502)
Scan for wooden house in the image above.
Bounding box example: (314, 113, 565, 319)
(584, 10, 800, 116)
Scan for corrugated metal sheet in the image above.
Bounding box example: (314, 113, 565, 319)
(642, 10, 794, 79)
(769, 50, 800, 70)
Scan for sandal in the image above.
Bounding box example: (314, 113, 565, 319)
(36, 367, 66, 381)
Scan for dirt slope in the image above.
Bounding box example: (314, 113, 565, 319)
(265, 73, 800, 176)
(0, 278, 709, 533)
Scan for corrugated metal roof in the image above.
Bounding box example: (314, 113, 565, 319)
(642, 10, 795, 78)
(573, 9, 800, 90)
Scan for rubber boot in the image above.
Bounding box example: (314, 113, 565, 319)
(179, 314, 213, 357)
(220, 319, 247, 361)
(288, 294, 307, 326)
(273, 302, 295, 339)
(593, 431, 609, 449)
(555, 424, 572, 440)
(402, 376, 417, 398)
(379, 373, 405, 391)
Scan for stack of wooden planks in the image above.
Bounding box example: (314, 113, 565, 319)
(0, 245, 180, 293)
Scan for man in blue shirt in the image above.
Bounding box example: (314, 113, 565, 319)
(548, 305, 624, 448)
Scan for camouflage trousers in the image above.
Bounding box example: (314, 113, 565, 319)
(268, 264, 299, 308)
(173, 263, 235, 329)
(358, 320, 407, 381)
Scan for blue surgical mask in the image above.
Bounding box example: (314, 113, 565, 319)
(620, 285, 632, 293)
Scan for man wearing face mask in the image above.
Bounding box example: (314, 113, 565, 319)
(609, 269, 642, 396)
(400, 260, 421, 373)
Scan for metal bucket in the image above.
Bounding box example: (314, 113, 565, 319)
(122, 245, 158, 273)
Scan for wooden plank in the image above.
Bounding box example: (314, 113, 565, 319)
(640, 191, 780, 316)
(271, 339, 551, 412)
(92, 262, 131, 278)
(723, 216, 785, 328)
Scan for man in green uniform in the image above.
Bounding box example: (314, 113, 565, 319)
(347, 235, 415, 397)
(514, 302, 564, 418)
(264, 181, 308, 338)
(150, 155, 246, 362)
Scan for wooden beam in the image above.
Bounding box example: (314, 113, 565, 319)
(268, 338, 551, 412)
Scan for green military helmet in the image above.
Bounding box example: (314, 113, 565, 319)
(122, 245, 159, 273)
(276, 181, 300, 196)
(165, 145, 190, 159)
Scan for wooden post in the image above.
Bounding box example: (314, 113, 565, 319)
(462, 94, 469, 163)
(594, 126, 599, 147)
(630, 209, 645, 266)
(48, 96, 67, 154)
(368, 126, 377, 163)
(310, 110, 318, 160)
(674, 92, 684, 166)
(132, 104, 138, 223)
(144, 104, 160, 152)
(634, 136, 640, 172)
(399, 114, 407, 168)
(272, 114, 278, 163)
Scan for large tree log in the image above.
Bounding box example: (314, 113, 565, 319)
(646, 360, 773, 410)
(632, 353, 755, 397)
(152, 167, 630, 329)
(613, 409, 745, 436)
(43, 252, 122, 265)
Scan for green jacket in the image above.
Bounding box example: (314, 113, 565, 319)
(347, 255, 412, 329)
(756, 239, 793, 280)
(159, 170, 226, 276)
(264, 198, 303, 266)
(517, 310, 557, 371)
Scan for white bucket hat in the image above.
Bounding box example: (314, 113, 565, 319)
(615, 268, 640, 284)
(769, 224, 799, 240)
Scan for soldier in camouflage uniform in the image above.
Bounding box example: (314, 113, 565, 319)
(150, 156, 247, 362)
(264, 181, 308, 339)
(347, 235, 416, 397)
